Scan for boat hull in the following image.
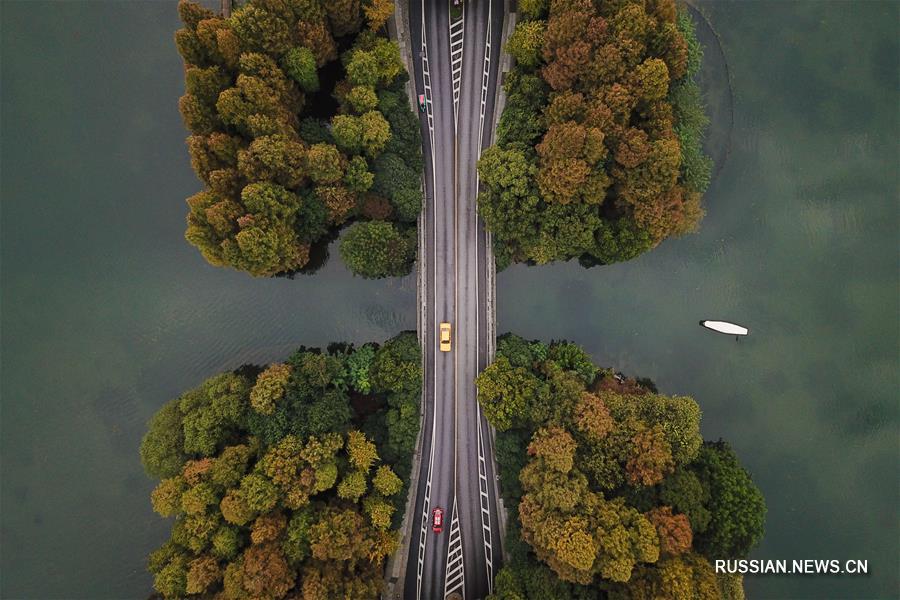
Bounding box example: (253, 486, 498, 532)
(700, 320, 749, 336)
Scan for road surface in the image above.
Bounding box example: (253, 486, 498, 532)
(404, 0, 505, 598)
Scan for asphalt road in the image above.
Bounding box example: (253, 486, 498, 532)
(404, 1, 505, 599)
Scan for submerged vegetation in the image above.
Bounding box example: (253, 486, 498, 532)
(140, 332, 421, 599)
(175, 0, 421, 278)
(477, 334, 765, 599)
(479, 0, 712, 268)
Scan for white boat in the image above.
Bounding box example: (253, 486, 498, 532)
(700, 320, 749, 336)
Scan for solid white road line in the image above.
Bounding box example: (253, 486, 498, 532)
(416, 1, 439, 596)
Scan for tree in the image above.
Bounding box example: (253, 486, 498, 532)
(177, 0, 213, 30)
(364, 0, 394, 31)
(348, 86, 380, 114)
(325, 0, 363, 38)
(151, 477, 186, 517)
(371, 331, 421, 394)
(372, 153, 421, 221)
(518, 0, 548, 20)
(573, 392, 614, 442)
(476, 146, 542, 262)
(659, 468, 711, 535)
(631, 58, 670, 102)
(517, 456, 659, 585)
(476, 0, 712, 268)
(344, 155, 375, 193)
(507, 20, 545, 68)
(339, 221, 414, 278)
(625, 425, 675, 487)
(141, 399, 187, 478)
(230, 5, 293, 56)
(475, 356, 540, 431)
(527, 426, 577, 473)
(315, 185, 356, 225)
(372, 465, 402, 496)
(486, 336, 759, 599)
(337, 470, 368, 501)
(612, 553, 717, 599)
(601, 390, 702, 466)
(211, 444, 254, 489)
(305, 143, 346, 185)
(331, 115, 364, 154)
(347, 343, 376, 392)
(236, 543, 295, 599)
(176, 0, 421, 278)
(185, 555, 221, 595)
(363, 495, 395, 529)
(238, 135, 306, 188)
(346, 430, 379, 472)
(346, 48, 380, 87)
(692, 442, 766, 559)
(646, 506, 692, 556)
(281, 47, 319, 92)
(250, 363, 292, 415)
(359, 110, 391, 156)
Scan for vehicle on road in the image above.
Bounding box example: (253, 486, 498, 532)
(418, 94, 426, 113)
(439, 322, 452, 352)
(432, 507, 444, 533)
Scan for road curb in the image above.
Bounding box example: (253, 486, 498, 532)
(384, 2, 427, 598)
(482, 0, 516, 568)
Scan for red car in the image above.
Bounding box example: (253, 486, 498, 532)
(432, 507, 444, 533)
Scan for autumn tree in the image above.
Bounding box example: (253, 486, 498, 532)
(175, 0, 420, 277)
(483, 335, 763, 599)
(363, 0, 394, 31)
(250, 363, 292, 415)
(143, 334, 421, 599)
(477, 0, 713, 267)
(646, 506, 692, 556)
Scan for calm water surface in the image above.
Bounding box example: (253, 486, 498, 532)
(1, 2, 413, 597)
(1, 1, 897, 599)
(500, 2, 899, 598)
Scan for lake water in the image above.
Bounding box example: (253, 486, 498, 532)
(1, 1, 896, 599)
(499, 1, 899, 598)
(0, 2, 414, 597)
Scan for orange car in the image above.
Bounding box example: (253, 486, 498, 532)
(439, 322, 452, 352)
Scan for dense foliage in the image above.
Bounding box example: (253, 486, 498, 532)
(479, 0, 712, 268)
(175, 0, 421, 278)
(140, 332, 421, 599)
(477, 334, 764, 599)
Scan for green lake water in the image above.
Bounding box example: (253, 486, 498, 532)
(499, 2, 898, 598)
(1, 2, 414, 597)
(1, 1, 897, 599)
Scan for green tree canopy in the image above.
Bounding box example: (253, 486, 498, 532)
(478, 0, 712, 268)
(175, 0, 420, 277)
(483, 335, 765, 598)
(339, 221, 415, 278)
(142, 333, 421, 600)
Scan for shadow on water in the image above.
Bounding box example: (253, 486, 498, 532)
(685, 2, 736, 182)
(276, 227, 339, 278)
